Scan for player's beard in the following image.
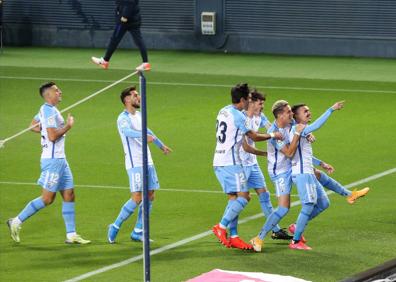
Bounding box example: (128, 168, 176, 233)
(133, 103, 140, 109)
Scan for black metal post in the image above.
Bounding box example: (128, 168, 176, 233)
(139, 71, 150, 282)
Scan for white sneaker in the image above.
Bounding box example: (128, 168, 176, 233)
(135, 62, 151, 72)
(91, 56, 109, 69)
(65, 234, 91, 244)
(7, 218, 21, 243)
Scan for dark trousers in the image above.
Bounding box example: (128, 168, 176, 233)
(104, 23, 148, 63)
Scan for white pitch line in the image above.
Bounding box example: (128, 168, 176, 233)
(1, 75, 396, 94)
(0, 181, 302, 196)
(63, 167, 396, 282)
(0, 181, 223, 194)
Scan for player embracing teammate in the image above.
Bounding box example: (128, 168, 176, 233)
(212, 85, 370, 252)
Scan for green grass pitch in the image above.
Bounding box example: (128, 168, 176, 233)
(1, 47, 396, 282)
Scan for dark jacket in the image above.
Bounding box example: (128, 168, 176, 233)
(116, 0, 141, 26)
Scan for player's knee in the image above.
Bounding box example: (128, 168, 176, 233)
(227, 193, 237, 200)
(301, 202, 315, 214)
(321, 198, 330, 210)
(238, 192, 250, 201)
(63, 191, 75, 202)
(255, 188, 267, 195)
(132, 193, 142, 204)
(278, 196, 290, 208)
(148, 191, 155, 201)
(42, 195, 55, 205)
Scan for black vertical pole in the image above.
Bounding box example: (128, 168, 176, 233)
(139, 71, 150, 282)
(0, 0, 3, 53)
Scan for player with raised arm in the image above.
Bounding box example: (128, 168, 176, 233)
(107, 86, 171, 243)
(6, 82, 90, 244)
(249, 100, 305, 252)
(287, 102, 369, 250)
(212, 83, 283, 250)
(240, 90, 292, 241)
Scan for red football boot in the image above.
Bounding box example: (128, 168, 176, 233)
(212, 224, 230, 248)
(288, 223, 307, 243)
(289, 240, 312, 250)
(229, 236, 253, 250)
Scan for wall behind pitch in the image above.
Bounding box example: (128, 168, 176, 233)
(2, 0, 396, 57)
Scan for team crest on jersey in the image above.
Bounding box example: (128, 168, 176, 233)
(121, 119, 129, 128)
(219, 110, 229, 118)
(47, 116, 56, 127)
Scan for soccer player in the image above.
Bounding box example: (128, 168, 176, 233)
(91, 0, 150, 71)
(287, 102, 369, 250)
(240, 90, 292, 241)
(6, 82, 90, 244)
(212, 83, 283, 250)
(107, 86, 171, 243)
(249, 100, 305, 252)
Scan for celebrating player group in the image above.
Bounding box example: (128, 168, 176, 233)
(6, 80, 369, 253)
(212, 83, 370, 251)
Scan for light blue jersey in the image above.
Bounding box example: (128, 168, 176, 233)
(240, 112, 270, 166)
(213, 105, 250, 166)
(290, 107, 335, 203)
(213, 105, 250, 194)
(240, 112, 270, 189)
(290, 107, 335, 176)
(34, 103, 73, 191)
(117, 110, 153, 169)
(117, 110, 164, 192)
(266, 122, 292, 178)
(37, 103, 66, 159)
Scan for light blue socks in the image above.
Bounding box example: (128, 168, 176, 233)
(17, 197, 46, 222)
(114, 199, 138, 228)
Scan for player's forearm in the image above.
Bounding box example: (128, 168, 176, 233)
(243, 138, 257, 155)
(147, 128, 164, 149)
(244, 144, 266, 156)
(303, 108, 334, 135)
(248, 131, 271, 142)
(283, 134, 300, 157)
(152, 138, 163, 149)
(29, 120, 41, 133)
(312, 156, 323, 166)
(48, 126, 70, 142)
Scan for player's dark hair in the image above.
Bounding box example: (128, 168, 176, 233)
(231, 83, 250, 104)
(120, 86, 137, 104)
(250, 89, 266, 102)
(291, 103, 306, 118)
(39, 82, 56, 97)
(272, 100, 289, 118)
